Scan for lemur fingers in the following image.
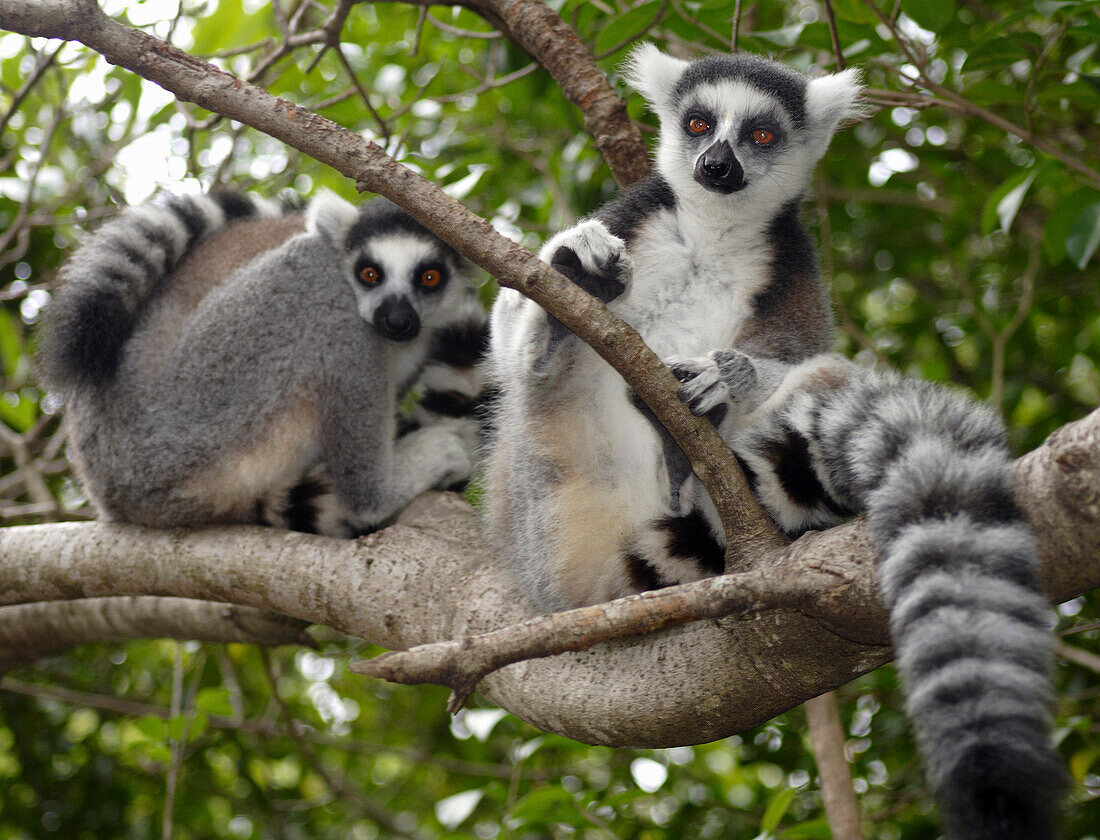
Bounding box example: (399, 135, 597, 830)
(668, 349, 759, 420)
(542, 219, 632, 304)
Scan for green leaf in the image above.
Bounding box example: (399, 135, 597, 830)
(508, 786, 576, 823)
(1066, 201, 1100, 269)
(962, 38, 1031, 73)
(0, 309, 23, 378)
(828, 0, 880, 25)
(1035, 0, 1081, 14)
(593, 2, 663, 55)
(901, 0, 954, 31)
(195, 687, 235, 717)
(1044, 188, 1100, 263)
(752, 24, 806, 48)
(981, 167, 1038, 234)
(778, 818, 834, 839)
(760, 787, 796, 834)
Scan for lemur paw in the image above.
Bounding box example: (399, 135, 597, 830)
(544, 220, 631, 304)
(668, 349, 758, 423)
(426, 427, 475, 490)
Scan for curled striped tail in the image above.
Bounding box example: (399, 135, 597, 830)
(807, 375, 1062, 840)
(39, 191, 292, 392)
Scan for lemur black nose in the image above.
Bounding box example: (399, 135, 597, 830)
(374, 296, 420, 342)
(694, 141, 745, 194)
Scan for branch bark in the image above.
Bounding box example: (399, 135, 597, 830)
(2, 408, 1098, 747)
(0, 597, 315, 672)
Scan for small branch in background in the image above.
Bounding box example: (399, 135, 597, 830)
(730, 0, 742, 52)
(821, 0, 845, 70)
(1056, 641, 1100, 675)
(805, 692, 864, 840)
(259, 650, 430, 840)
(161, 645, 186, 840)
(0, 597, 315, 671)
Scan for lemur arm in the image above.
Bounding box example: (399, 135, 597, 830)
(318, 353, 472, 535)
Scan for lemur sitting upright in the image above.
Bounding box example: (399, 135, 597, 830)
(40, 191, 488, 537)
(486, 45, 1060, 840)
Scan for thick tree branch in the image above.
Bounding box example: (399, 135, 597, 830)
(0, 0, 775, 560)
(1, 408, 1098, 747)
(0, 598, 316, 672)
(350, 406, 1100, 704)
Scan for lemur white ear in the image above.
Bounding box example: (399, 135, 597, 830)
(806, 67, 866, 136)
(622, 43, 691, 111)
(306, 189, 359, 246)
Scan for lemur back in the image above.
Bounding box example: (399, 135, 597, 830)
(486, 45, 1060, 840)
(41, 191, 488, 537)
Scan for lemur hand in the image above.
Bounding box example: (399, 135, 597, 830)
(668, 349, 760, 423)
(543, 220, 632, 304)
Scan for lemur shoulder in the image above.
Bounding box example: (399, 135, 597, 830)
(486, 44, 1061, 840)
(40, 191, 489, 537)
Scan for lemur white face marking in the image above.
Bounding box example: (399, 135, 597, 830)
(306, 192, 460, 343)
(345, 233, 455, 342)
(624, 44, 864, 211)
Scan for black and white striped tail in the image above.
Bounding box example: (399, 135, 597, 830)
(627, 368, 1060, 838)
(768, 374, 1060, 840)
(39, 191, 293, 392)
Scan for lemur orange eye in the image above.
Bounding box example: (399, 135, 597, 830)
(360, 266, 380, 284)
(752, 128, 775, 145)
(420, 269, 442, 288)
(688, 117, 710, 134)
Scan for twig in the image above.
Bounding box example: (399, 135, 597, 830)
(860, 0, 1100, 191)
(805, 692, 863, 840)
(351, 566, 842, 711)
(1056, 641, 1100, 675)
(730, 0, 742, 52)
(821, 0, 845, 70)
(161, 646, 185, 840)
(260, 650, 430, 840)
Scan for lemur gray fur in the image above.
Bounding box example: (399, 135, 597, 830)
(486, 44, 1060, 840)
(40, 190, 488, 537)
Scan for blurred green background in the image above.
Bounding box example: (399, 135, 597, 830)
(1, 0, 1098, 837)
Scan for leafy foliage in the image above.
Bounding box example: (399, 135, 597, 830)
(1, 0, 1098, 838)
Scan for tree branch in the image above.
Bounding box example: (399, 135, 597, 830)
(2, 408, 1098, 747)
(0, 597, 316, 671)
(350, 406, 1100, 708)
(805, 692, 863, 840)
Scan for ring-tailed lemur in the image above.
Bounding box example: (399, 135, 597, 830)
(486, 45, 1060, 840)
(40, 190, 488, 537)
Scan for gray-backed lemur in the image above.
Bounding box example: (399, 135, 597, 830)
(40, 191, 488, 537)
(486, 44, 1060, 840)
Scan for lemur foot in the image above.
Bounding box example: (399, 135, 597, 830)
(544, 220, 632, 304)
(668, 349, 759, 423)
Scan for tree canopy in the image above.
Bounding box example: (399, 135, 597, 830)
(1, 1, 1099, 838)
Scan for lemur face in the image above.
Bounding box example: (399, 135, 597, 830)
(306, 193, 467, 343)
(623, 45, 864, 208)
(347, 233, 456, 343)
(674, 80, 798, 196)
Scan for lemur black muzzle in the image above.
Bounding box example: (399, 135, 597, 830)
(374, 296, 420, 342)
(694, 141, 745, 194)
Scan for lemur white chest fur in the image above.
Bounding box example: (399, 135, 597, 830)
(616, 207, 774, 357)
(486, 45, 1061, 840)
